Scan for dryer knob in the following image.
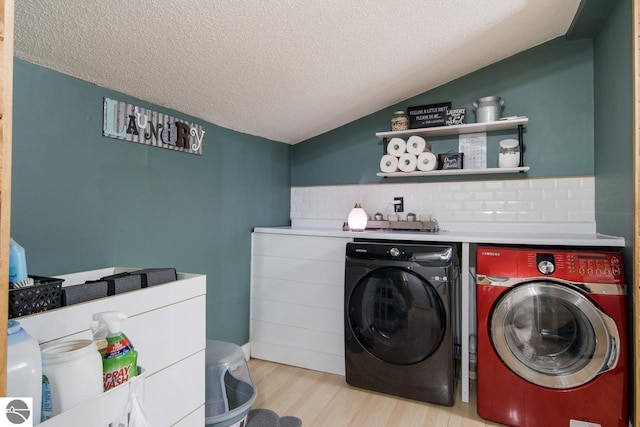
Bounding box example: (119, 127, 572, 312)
(389, 247, 400, 257)
(538, 260, 555, 275)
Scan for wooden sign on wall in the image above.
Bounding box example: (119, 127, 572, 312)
(103, 97, 205, 155)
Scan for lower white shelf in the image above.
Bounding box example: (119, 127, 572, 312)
(40, 369, 145, 427)
(377, 166, 530, 177)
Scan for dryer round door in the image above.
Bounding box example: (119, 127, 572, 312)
(347, 266, 446, 365)
(490, 281, 620, 389)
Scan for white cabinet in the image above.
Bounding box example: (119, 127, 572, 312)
(376, 117, 529, 177)
(17, 267, 206, 427)
(250, 233, 351, 375)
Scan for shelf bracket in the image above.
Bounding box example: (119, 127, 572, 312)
(517, 124, 524, 168)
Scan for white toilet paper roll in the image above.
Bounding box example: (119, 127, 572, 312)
(387, 138, 406, 156)
(398, 153, 418, 172)
(406, 135, 432, 155)
(417, 151, 438, 171)
(380, 155, 399, 173)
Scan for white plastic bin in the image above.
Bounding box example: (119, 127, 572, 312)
(205, 340, 257, 427)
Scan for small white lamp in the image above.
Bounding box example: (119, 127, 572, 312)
(348, 203, 368, 231)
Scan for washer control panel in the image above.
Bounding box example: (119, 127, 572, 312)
(476, 246, 625, 284)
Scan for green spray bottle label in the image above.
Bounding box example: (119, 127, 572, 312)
(102, 333, 138, 390)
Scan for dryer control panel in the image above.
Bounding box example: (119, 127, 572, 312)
(476, 246, 625, 284)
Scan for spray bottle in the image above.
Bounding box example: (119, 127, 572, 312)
(9, 237, 28, 285)
(90, 311, 138, 391)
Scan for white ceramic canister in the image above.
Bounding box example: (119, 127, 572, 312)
(7, 320, 42, 425)
(40, 339, 103, 420)
(498, 139, 520, 168)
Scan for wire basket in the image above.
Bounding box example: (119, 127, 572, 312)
(9, 275, 64, 318)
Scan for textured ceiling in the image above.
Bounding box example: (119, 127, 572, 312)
(14, 0, 581, 144)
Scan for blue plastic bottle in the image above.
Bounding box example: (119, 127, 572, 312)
(9, 238, 28, 284)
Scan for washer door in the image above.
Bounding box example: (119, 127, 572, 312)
(491, 281, 620, 389)
(348, 266, 446, 365)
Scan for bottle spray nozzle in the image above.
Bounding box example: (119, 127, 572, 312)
(92, 311, 128, 335)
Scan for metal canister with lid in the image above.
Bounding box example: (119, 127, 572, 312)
(391, 111, 409, 131)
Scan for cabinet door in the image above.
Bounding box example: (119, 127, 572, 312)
(250, 233, 351, 375)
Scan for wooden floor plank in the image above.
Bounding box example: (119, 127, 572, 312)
(248, 358, 504, 426)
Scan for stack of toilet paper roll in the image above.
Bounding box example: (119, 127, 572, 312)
(380, 136, 438, 173)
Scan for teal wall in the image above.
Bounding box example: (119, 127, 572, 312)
(592, 0, 634, 419)
(10, 59, 292, 345)
(593, 0, 633, 262)
(292, 37, 595, 186)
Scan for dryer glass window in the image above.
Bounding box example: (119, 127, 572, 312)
(503, 295, 596, 375)
(348, 267, 446, 365)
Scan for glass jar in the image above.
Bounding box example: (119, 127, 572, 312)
(391, 111, 409, 131)
(498, 139, 520, 168)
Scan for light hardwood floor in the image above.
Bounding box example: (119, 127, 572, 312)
(248, 358, 505, 427)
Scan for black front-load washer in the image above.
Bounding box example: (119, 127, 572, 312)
(344, 240, 460, 406)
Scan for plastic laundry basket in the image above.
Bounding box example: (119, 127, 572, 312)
(205, 340, 257, 427)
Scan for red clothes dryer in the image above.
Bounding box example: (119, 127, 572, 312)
(476, 246, 627, 427)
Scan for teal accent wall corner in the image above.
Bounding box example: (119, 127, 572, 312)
(292, 37, 595, 186)
(592, 4, 634, 416)
(593, 0, 633, 260)
(11, 59, 292, 345)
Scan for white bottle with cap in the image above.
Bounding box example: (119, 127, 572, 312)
(7, 320, 42, 424)
(40, 339, 103, 420)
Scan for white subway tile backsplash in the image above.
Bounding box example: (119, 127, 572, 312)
(472, 191, 495, 201)
(494, 191, 518, 200)
(531, 200, 557, 213)
(519, 189, 543, 201)
(462, 201, 484, 211)
(461, 181, 484, 191)
(454, 192, 474, 201)
(534, 179, 556, 190)
(568, 211, 595, 222)
(483, 181, 505, 190)
(290, 177, 596, 232)
(568, 188, 595, 200)
(504, 200, 530, 211)
(495, 211, 518, 222)
(473, 211, 495, 221)
(452, 211, 474, 221)
(516, 211, 544, 222)
(484, 201, 507, 213)
(556, 200, 583, 211)
(542, 189, 569, 201)
(580, 200, 595, 211)
(505, 180, 529, 190)
(542, 210, 570, 222)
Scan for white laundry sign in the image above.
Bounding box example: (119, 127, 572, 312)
(103, 97, 205, 156)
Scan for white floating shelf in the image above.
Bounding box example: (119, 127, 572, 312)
(377, 166, 530, 178)
(376, 117, 528, 139)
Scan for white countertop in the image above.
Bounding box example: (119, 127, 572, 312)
(253, 226, 625, 247)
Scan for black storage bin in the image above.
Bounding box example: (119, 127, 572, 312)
(9, 275, 64, 318)
(61, 281, 109, 306)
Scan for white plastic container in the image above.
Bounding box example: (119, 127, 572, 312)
(7, 320, 42, 425)
(498, 139, 520, 168)
(40, 340, 103, 420)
